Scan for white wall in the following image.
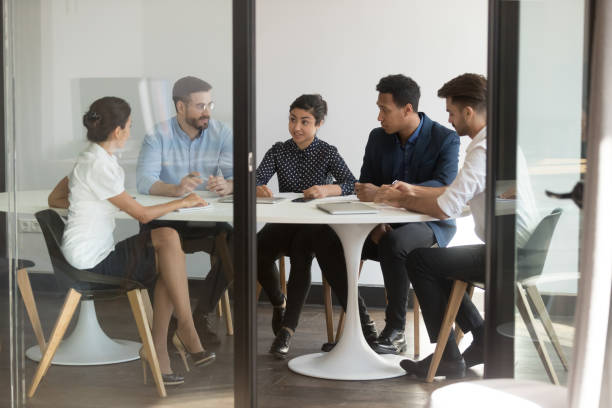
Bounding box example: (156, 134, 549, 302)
(256, 0, 488, 284)
(11, 0, 488, 284)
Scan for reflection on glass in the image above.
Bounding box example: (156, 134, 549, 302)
(513, 0, 586, 386)
(4, 0, 235, 405)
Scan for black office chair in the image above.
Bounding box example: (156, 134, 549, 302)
(425, 208, 564, 383)
(25, 209, 167, 397)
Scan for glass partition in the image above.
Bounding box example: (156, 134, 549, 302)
(3, 0, 237, 406)
(505, 0, 587, 385)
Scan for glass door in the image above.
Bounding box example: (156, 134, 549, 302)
(488, 0, 589, 383)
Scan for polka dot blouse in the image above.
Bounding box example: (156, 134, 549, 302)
(256, 137, 355, 195)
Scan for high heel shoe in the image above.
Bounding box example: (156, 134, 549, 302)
(172, 334, 216, 370)
(139, 347, 185, 386)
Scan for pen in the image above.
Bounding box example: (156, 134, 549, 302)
(391, 180, 399, 185)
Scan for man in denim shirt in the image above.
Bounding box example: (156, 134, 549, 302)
(136, 76, 233, 346)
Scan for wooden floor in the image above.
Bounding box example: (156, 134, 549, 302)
(0, 293, 572, 407)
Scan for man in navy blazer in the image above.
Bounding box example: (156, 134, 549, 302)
(315, 74, 459, 354)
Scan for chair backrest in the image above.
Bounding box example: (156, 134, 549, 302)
(517, 208, 563, 281)
(35, 209, 127, 292)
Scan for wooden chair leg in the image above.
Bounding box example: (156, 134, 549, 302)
(28, 289, 81, 398)
(335, 311, 345, 342)
(454, 285, 475, 344)
(322, 277, 334, 343)
(524, 284, 569, 371)
(256, 282, 262, 301)
(139, 289, 154, 327)
(127, 289, 166, 397)
(426, 281, 468, 383)
(413, 294, 420, 357)
(215, 231, 234, 284)
(516, 283, 560, 385)
(279, 257, 287, 296)
(217, 299, 223, 317)
(222, 289, 233, 336)
(17, 268, 47, 354)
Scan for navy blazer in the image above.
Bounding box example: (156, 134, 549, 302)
(359, 113, 460, 247)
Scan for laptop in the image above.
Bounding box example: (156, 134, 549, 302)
(317, 202, 379, 215)
(217, 196, 286, 204)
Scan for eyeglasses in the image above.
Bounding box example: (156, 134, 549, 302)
(189, 101, 215, 111)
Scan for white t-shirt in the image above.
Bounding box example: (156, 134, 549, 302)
(61, 143, 125, 269)
(436, 127, 538, 247)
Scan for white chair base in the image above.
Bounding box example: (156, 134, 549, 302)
(25, 299, 140, 365)
(430, 379, 567, 408)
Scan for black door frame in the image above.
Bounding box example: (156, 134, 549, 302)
(233, 0, 257, 406)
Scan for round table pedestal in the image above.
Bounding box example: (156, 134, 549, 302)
(26, 299, 140, 365)
(288, 223, 406, 380)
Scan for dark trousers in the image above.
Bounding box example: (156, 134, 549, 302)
(141, 220, 233, 316)
(257, 223, 314, 331)
(315, 223, 435, 330)
(310, 225, 371, 324)
(361, 222, 436, 330)
(406, 244, 485, 343)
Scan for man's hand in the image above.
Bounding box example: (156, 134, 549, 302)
(175, 172, 202, 196)
(303, 185, 329, 199)
(207, 175, 233, 196)
(390, 181, 414, 194)
(374, 184, 405, 207)
(256, 185, 274, 197)
(355, 182, 379, 202)
(180, 192, 208, 208)
(370, 223, 392, 244)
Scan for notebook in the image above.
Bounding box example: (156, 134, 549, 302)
(316, 202, 379, 215)
(217, 196, 286, 204)
(175, 203, 213, 212)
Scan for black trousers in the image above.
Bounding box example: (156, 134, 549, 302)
(257, 223, 314, 331)
(406, 244, 485, 343)
(315, 223, 435, 330)
(141, 220, 233, 316)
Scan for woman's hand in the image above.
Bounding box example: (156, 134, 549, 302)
(181, 193, 208, 208)
(303, 184, 341, 199)
(256, 185, 274, 197)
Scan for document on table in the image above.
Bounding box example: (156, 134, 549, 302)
(175, 203, 213, 212)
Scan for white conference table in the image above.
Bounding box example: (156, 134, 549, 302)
(2, 190, 435, 379)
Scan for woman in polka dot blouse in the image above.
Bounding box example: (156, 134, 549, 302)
(255, 94, 355, 359)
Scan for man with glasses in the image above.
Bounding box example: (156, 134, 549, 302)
(136, 76, 233, 347)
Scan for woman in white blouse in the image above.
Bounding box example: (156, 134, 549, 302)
(49, 97, 213, 386)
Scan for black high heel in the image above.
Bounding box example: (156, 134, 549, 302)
(139, 347, 184, 386)
(172, 334, 216, 368)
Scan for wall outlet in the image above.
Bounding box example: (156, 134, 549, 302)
(18, 219, 41, 233)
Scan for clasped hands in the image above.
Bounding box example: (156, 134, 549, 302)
(175, 171, 232, 196)
(355, 181, 413, 207)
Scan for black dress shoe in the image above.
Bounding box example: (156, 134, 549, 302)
(399, 353, 466, 379)
(193, 313, 221, 347)
(162, 373, 185, 386)
(372, 327, 407, 355)
(462, 341, 484, 367)
(361, 320, 378, 343)
(269, 327, 292, 359)
(272, 295, 286, 336)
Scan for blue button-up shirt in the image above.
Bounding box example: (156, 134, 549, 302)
(395, 113, 423, 181)
(136, 116, 233, 194)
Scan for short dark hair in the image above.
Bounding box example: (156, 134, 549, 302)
(437, 73, 487, 113)
(289, 94, 328, 125)
(82, 97, 131, 143)
(172, 76, 212, 110)
(376, 74, 420, 111)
